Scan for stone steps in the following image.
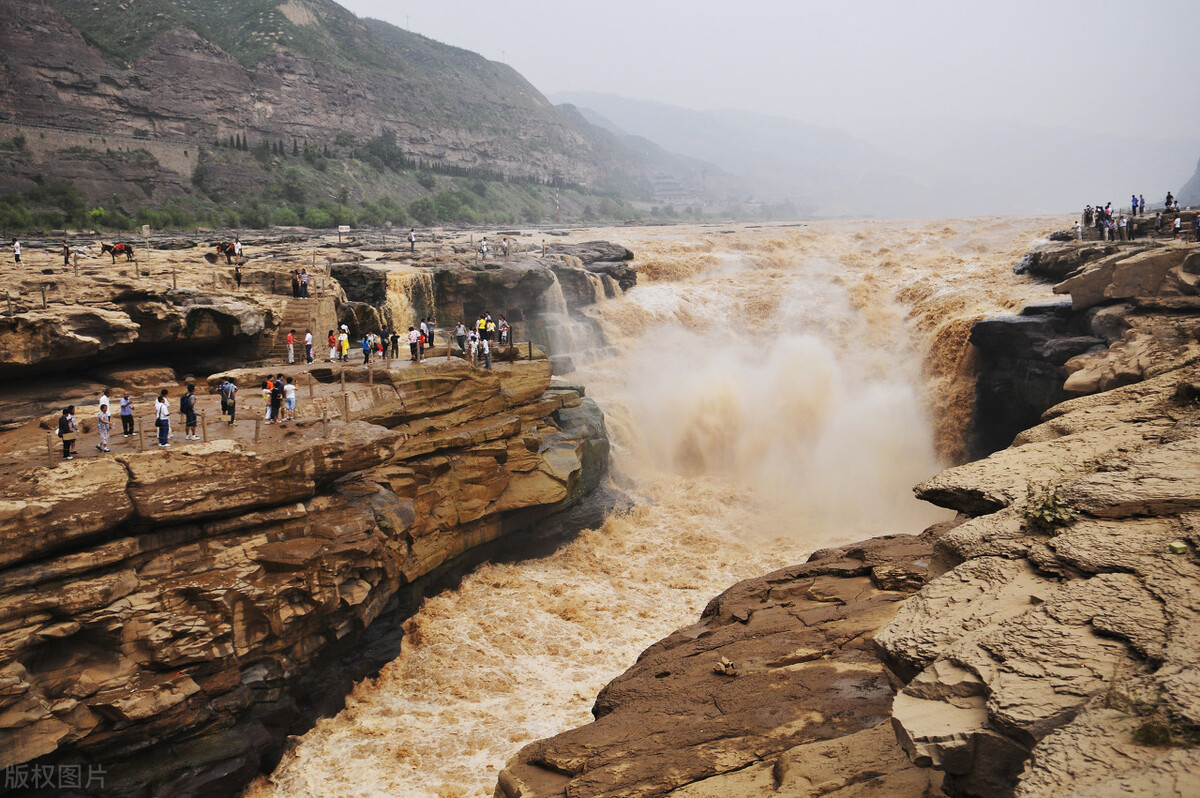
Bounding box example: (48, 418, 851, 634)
(274, 299, 320, 362)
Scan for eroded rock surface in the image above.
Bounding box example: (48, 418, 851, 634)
(876, 242, 1200, 796)
(496, 533, 947, 798)
(499, 241, 1200, 798)
(1, 358, 611, 797)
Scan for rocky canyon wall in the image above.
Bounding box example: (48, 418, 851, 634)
(0, 357, 612, 797)
(0, 236, 632, 796)
(497, 238, 1200, 798)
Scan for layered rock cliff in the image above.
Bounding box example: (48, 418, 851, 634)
(0, 235, 632, 796)
(497, 239, 1200, 797)
(0, 356, 613, 797)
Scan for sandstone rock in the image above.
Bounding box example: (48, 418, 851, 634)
(497, 535, 939, 797)
(0, 307, 139, 377)
(91, 365, 178, 389)
(0, 459, 133, 568)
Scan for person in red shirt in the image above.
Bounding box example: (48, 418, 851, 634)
(286, 329, 295, 364)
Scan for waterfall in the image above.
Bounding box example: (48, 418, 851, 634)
(383, 270, 436, 330)
(248, 216, 1058, 798)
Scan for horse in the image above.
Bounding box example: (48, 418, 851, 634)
(213, 242, 236, 264)
(100, 242, 135, 263)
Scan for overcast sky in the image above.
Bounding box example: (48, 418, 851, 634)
(338, 0, 1200, 138)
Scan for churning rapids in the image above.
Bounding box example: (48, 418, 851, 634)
(246, 216, 1059, 797)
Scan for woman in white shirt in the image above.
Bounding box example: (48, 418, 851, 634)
(155, 391, 171, 447)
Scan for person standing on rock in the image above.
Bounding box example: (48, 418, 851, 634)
(408, 326, 420, 362)
(269, 377, 284, 423)
(541, 239, 547, 258)
(480, 336, 491, 370)
(181, 383, 198, 440)
(96, 403, 112, 452)
(1073, 220, 1083, 240)
(390, 329, 400, 357)
(468, 330, 479, 365)
(218, 377, 237, 425)
(305, 328, 314, 364)
(234, 265, 243, 289)
(300, 268, 310, 298)
(61, 241, 70, 267)
(11, 239, 20, 264)
(361, 333, 371, 364)
(409, 228, 416, 252)
(57, 407, 73, 460)
(120, 391, 135, 436)
(155, 391, 171, 448)
(427, 316, 436, 346)
(234, 237, 243, 265)
(291, 270, 301, 299)
(455, 321, 467, 353)
(1174, 216, 1182, 239)
(499, 315, 509, 345)
(286, 329, 296, 364)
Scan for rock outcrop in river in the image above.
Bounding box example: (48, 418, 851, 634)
(498, 238, 1200, 797)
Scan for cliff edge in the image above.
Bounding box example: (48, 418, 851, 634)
(496, 239, 1200, 797)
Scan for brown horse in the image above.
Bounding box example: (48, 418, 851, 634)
(101, 242, 135, 263)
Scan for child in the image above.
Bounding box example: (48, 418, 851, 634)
(284, 377, 297, 421)
(97, 403, 112, 452)
(262, 380, 273, 420)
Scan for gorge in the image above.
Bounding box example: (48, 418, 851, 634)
(3, 217, 1199, 797)
(247, 216, 1084, 797)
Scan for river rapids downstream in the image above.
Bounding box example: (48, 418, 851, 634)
(245, 216, 1059, 797)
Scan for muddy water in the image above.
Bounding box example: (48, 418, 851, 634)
(246, 216, 1058, 797)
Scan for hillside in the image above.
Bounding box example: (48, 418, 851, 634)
(0, 0, 732, 229)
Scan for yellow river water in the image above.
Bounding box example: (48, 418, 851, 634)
(245, 216, 1060, 797)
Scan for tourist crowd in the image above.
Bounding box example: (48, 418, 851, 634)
(1082, 191, 1196, 241)
(53, 308, 518, 459)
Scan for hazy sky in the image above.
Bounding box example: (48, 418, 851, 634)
(338, 0, 1200, 137)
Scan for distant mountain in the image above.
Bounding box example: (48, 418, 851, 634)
(1180, 158, 1200, 207)
(552, 91, 940, 217)
(553, 91, 1200, 217)
(562, 105, 751, 204)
